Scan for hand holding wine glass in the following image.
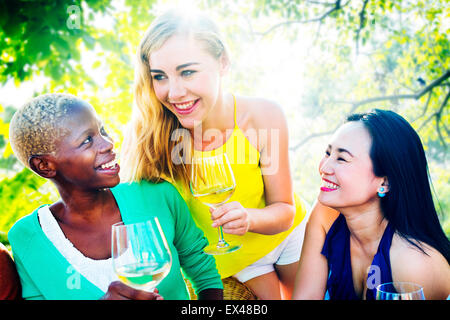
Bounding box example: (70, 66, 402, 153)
(190, 153, 242, 255)
(101, 281, 164, 300)
(111, 218, 172, 294)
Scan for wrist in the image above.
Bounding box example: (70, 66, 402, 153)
(246, 208, 256, 233)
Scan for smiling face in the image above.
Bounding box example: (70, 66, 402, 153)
(52, 102, 120, 191)
(318, 121, 385, 212)
(149, 34, 228, 129)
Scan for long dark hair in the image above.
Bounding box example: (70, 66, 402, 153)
(347, 109, 450, 263)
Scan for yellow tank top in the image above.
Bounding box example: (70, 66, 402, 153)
(175, 96, 307, 278)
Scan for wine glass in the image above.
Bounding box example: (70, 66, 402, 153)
(111, 218, 172, 292)
(376, 282, 425, 300)
(190, 153, 242, 255)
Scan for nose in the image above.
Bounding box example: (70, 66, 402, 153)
(319, 156, 334, 176)
(98, 135, 114, 154)
(168, 78, 186, 101)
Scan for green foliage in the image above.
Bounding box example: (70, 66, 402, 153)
(0, 0, 118, 84)
(0, 168, 56, 239)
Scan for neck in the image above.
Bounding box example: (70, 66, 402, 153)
(340, 204, 388, 249)
(52, 184, 115, 226)
(191, 92, 234, 143)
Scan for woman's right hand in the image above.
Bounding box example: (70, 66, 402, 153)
(100, 281, 164, 300)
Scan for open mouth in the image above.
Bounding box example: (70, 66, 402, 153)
(96, 158, 119, 173)
(171, 99, 199, 115)
(320, 178, 340, 192)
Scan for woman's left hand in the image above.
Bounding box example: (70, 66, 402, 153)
(210, 201, 251, 236)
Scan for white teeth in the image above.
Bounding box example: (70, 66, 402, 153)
(174, 101, 195, 110)
(323, 180, 339, 189)
(100, 159, 117, 169)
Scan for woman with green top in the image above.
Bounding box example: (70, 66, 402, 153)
(121, 9, 309, 299)
(8, 93, 223, 300)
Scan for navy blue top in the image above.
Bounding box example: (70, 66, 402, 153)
(321, 214, 395, 300)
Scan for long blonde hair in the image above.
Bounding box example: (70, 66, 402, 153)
(120, 9, 229, 186)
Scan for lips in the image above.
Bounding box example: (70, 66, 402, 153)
(320, 178, 340, 192)
(171, 99, 199, 115)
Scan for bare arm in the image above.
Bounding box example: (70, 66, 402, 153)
(292, 201, 339, 299)
(0, 243, 21, 300)
(248, 99, 295, 234)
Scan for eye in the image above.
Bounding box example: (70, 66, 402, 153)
(325, 150, 330, 156)
(100, 126, 108, 136)
(181, 70, 196, 77)
(81, 136, 92, 146)
(152, 74, 166, 81)
(337, 157, 347, 162)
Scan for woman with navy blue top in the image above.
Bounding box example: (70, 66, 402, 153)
(293, 109, 450, 300)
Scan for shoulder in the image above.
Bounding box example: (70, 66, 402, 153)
(308, 200, 340, 235)
(390, 235, 450, 299)
(390, 234, 448, 269)
(113, 180, 185, 210)
(236, 95, 287, 131)
(8, 209, 40, 244)
(114, 180, 179, 197)
(302, 201, 340, 254)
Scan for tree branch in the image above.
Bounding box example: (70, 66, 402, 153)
(434, 88, 449, 149)
(257, 0, 349, 37)
(411, 91, 432, 123)
(290, 70, 450, 152)
(290, 128, 337, 151)
(336, 69, 450, 108)
(305, 0, 339, 5)
(355, 0, 370, 55)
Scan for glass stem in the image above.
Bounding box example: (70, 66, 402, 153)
(217, 226, 228, 247)
(210, 204, 229, 248)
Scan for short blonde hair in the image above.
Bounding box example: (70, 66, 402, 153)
(9, 93, 81, 168)
(121, 9, 229, 186)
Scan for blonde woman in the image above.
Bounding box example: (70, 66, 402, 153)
(121, 9, 309, 300)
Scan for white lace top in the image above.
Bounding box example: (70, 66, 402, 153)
(38, 205, 119, 293)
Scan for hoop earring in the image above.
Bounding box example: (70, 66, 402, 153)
(378, 187, 386, 198)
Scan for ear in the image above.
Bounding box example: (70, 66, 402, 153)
(381, 177, 390, 192)
(28, 155, 57, 179)
(377, 177, 390, 195)
(218, 52, 230, 76)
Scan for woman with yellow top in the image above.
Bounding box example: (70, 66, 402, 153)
(121, 9, 309, 300)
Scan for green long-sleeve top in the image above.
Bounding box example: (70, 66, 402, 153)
(8, 181, 223, 300)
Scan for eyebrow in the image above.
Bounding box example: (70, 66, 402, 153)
(150, 62, 200, 73)
(327, 144, 354, 157)
(76, 120, 103, 141)
(76, 128, 92, 141)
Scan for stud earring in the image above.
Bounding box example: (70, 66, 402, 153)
(378, 187, 386, 198)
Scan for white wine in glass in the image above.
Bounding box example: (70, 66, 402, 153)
(112, 218, 172, 291)
(190, 153, 242, 255)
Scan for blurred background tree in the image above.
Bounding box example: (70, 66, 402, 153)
(0, 0, 448, 246)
